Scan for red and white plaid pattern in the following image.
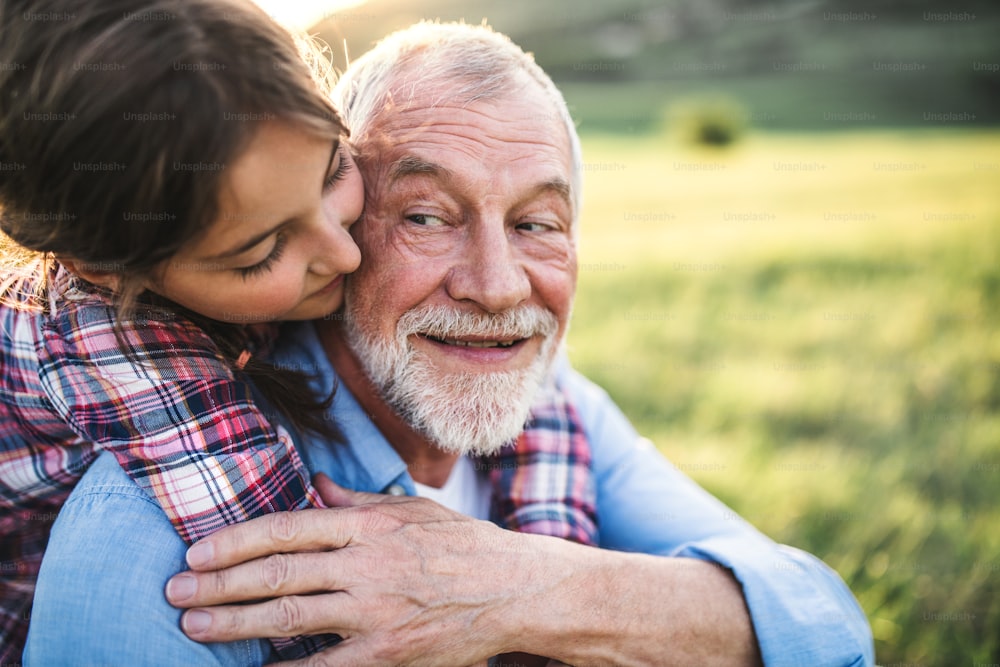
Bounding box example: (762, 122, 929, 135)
(486, 378, 598, 545)
(1, 267, 319, 662)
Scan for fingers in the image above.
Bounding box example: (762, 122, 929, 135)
(274, 644, 494, 667)
(183, 483, 414, 573)
(271, 640, 362, 667)
(177, 593, 350, 643)
(313, 473, 400, 508)
(313, 473, 342, 507)
(167, 550, 346, 608)
(183, 508, 353, 572)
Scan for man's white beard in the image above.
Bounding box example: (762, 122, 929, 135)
(344, 303, 561, 457)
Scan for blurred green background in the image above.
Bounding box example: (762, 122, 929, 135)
(308, 0, 999, 663)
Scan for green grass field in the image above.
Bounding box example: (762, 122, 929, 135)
(566, 129, 1000, 665)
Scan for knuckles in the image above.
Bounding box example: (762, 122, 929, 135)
(261, 553, 292, 592)
(273, 595, 306, 635)
(352, 502, 404, 534)
(268, 511, 302, 546)
(301, 652, 334, 667)
(210, 569, 232, 600)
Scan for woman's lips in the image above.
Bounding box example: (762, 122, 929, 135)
(315, 274, 344, 296)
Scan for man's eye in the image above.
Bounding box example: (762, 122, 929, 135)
(516, 221, 552, 232)
(406, 213, 446, 226)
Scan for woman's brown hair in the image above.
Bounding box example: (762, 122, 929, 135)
(0, 0, 346, 437)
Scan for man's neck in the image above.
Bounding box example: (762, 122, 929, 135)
(315, 318, 460, 488)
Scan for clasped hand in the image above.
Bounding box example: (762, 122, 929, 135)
(165, 474, 544, 666)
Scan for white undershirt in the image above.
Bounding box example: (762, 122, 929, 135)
(413, 455, 492, 520)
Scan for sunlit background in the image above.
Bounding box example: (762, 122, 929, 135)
(259, 1, 998, 664)
(250, 0, 366, 30)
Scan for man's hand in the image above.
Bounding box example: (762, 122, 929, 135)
(164, 474, 530, 666)
(166, 475, 763, 667)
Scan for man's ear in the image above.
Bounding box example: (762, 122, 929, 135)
(58, 258, 121, 291)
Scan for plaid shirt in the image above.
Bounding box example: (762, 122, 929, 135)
(1, 267, 597, 662)
(1, 268, 319, 662)
(487, 381, 597, 545)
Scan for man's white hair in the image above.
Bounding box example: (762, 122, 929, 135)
(333, 21, 583, 221)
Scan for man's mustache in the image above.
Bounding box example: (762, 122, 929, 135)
(396, 304, 558, 340)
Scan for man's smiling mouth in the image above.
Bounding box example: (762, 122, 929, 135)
(421, 334, 522, 349)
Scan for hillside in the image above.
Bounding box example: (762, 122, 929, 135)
(314, 0, 1000, 131)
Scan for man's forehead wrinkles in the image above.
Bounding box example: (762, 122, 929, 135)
(389, 129, 562, 159)
(397, 139, 491, 166)
(364, 92, 575, 207)
(393, 98, 532, 120)
(382, 106, 558, 139)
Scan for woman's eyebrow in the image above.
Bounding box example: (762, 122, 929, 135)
(205, 220, 287, 261)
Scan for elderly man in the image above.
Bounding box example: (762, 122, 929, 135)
(25, 22, 873, 666)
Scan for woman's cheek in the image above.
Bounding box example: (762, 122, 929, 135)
(265, 268, 307, 313)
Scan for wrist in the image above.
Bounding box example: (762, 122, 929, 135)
(487, 531, 616, 660)
(456, 522, 559, 657)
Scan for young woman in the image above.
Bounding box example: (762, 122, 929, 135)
(0, 0, 360, 658)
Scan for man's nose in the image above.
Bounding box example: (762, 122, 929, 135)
(445, 220, 531, 313)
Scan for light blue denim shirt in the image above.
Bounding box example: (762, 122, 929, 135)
(25, 322, 874, 666)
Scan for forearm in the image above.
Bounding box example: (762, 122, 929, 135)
(27, 453, 270, 666)
(165, 480, 771, 665)
(497, 533, 762, 666)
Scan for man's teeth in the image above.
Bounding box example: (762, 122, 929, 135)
(428, 335, 516, 348)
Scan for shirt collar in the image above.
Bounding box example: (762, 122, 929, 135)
(271, 321, 412, 495)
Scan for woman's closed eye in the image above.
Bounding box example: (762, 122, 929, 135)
(237, 233, 287, 280)
(323, 148, 353, 191)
